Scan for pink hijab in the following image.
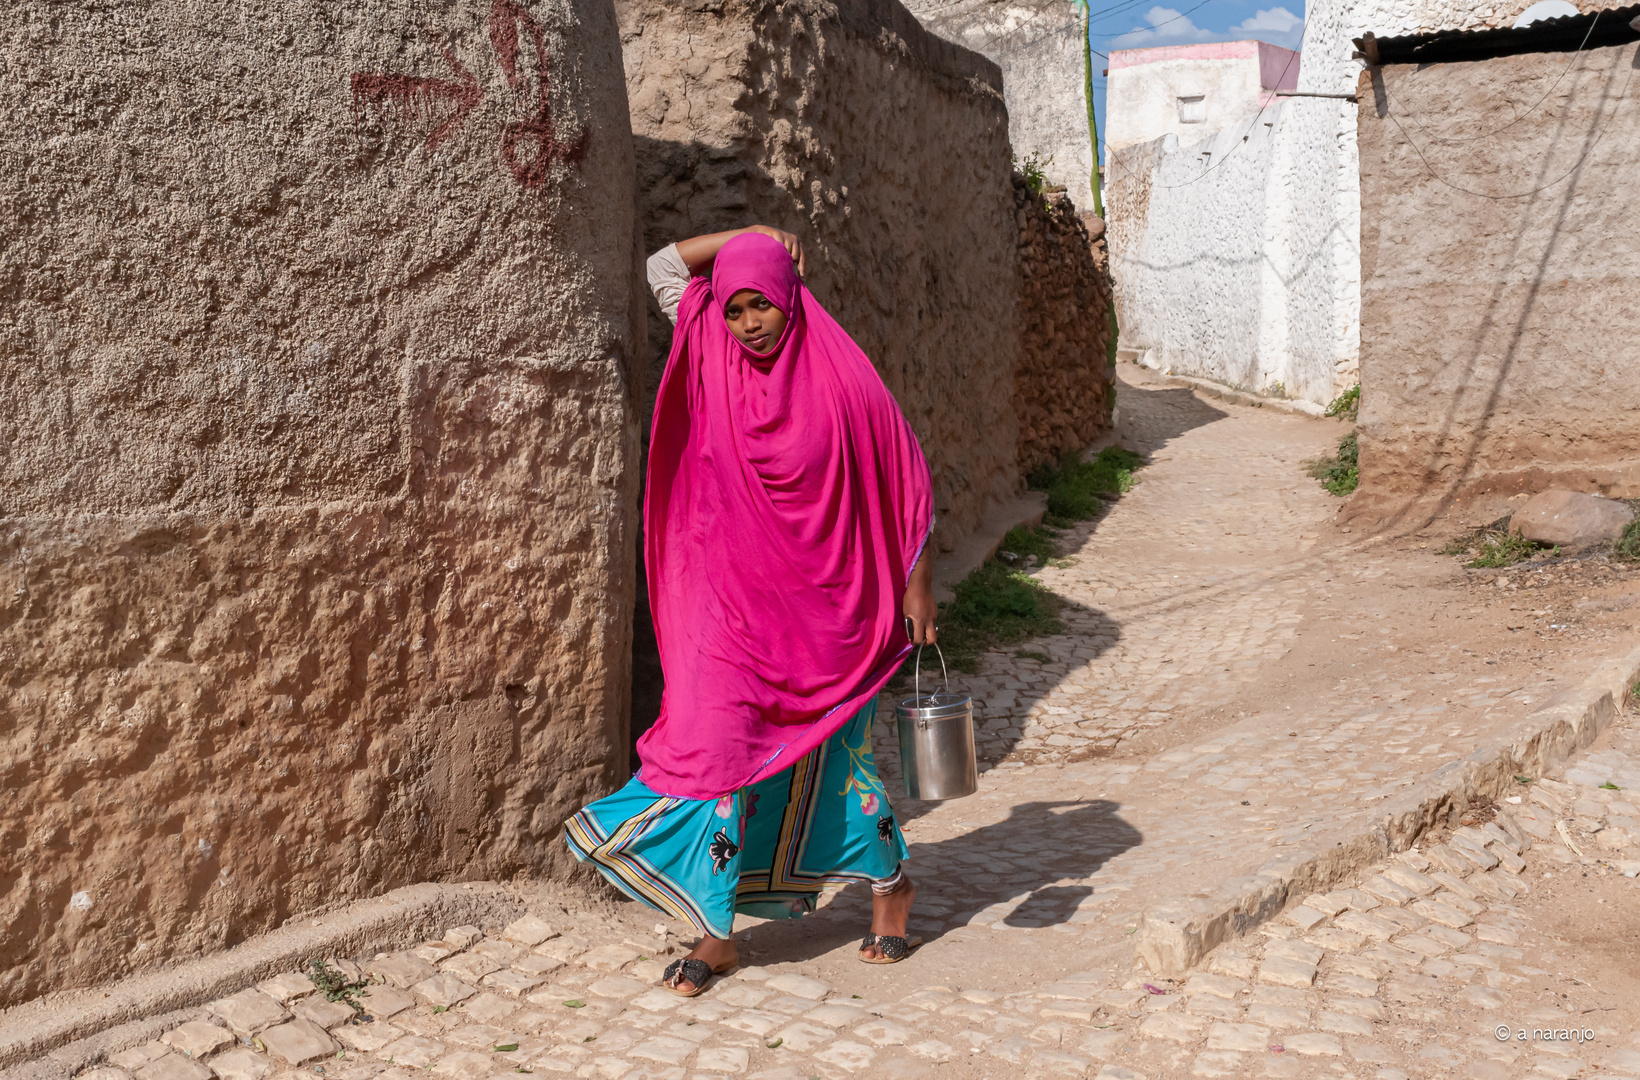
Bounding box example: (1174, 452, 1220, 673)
(637, 233, 934, 800)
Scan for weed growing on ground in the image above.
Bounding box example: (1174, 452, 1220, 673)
(1029, 446, 1144, 527)
(1014, 650, 1051, 662)
(309, 958, 369, 1016)
(1306, 430, 1358, 496)
(997, 524, 1058, 566)
(1325, 384, 1360, 421)
(1616, 515, 1640, 562)
(1441, 516, 1544, 568)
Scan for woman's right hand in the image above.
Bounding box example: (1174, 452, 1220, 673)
(746, 225, 805, 277)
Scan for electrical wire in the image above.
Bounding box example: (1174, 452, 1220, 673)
(1379, 10, 1602, 145)
(1379, 44, 1635, 200)
(1144, 43, 1299, 188)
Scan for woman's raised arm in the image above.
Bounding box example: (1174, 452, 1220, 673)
(677, 225, 804, 277)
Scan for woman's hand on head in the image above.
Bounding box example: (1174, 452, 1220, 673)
(746, 225, 805, 277)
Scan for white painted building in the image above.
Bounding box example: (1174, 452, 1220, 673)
(903, 0, 1098, 209)
(1104, 40, 1301, 154)
(1104, 0, 1587, 409)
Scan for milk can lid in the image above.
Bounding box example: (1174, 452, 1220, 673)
(896, 691, 971, 720)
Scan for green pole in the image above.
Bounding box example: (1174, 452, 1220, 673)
(1079, 0, 1104, 218)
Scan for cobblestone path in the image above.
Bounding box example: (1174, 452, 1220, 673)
(66, 372, 1640, 1080)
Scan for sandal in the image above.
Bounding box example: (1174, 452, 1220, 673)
(858, 933, 922, 965)
(661, 956, 735, 997)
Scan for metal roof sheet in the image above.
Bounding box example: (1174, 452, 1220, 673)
(1360, 4, 1640, 64)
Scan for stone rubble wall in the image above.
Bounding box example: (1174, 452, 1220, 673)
(1354, 41, 1640, 508)
(902, 0, 1098, 209)
(1012, 182, 1114, 475)
(618, 0, 1022, 556)
(0, 0, 643, 1006)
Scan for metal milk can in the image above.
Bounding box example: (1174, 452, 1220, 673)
(895, 644, 978, 801)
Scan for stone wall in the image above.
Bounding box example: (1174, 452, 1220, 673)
(901, 0, 1098, 208)
(1105, 9, 1360, 409)
(1013, 183, 1114, 475)
(0, 0, 643, 1005)
(1354, 40, 1640, 510)
(618, 0, 1022, 553)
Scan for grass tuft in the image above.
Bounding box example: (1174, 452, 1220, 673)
(1028, 446, 1144, 527)
(1442, 516, 1545, 568)
(1616, 515, 1640, 562)
(1306, 430, 1358, 497)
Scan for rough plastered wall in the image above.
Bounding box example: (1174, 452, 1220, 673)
(1013, 182, 1114, 474)
(1105, 15, 1361, 407)
(0, 0, 642, 1005)
(902, 0, 1096, 207)
(1357, 0, 1607, 35)
(1354, 41, 1640, 511)
(618, 0, 1020, 552)
(1104, 43, 1298, 155)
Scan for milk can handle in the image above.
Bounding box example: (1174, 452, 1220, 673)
(912, 643, 951, 703)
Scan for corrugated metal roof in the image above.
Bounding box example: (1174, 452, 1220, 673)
(1359, 4, 1640, 64)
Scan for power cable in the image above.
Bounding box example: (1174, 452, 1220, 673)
(1145, 44, 1299, 188)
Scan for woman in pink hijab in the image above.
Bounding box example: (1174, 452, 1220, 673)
(566, 225, 936, 995)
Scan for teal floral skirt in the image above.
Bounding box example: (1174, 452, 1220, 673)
(565, 700, 907, 938)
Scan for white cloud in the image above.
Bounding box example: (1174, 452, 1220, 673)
(1109, 4, 1304, 50)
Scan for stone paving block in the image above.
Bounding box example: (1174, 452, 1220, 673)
(1431, 889, 1484, 916)
(1317, 1011, 1375, 1036)
(587, 976, 647, 999)
(854, 1020, 917, 1047)
(413, 973, 477, 1009)
(1139, 1012, 1206, 1043)
(415, 942, 457, 964)
(134, 1055, 214, 1080)
(1185, 973, 1244, 1000)
(804, 1003, 869, 1028)
(772, 1021, 834, 1052)
(1334, 889, 1380, 912)
(1094, 1066, 1146, 1080)
(441, 953, 502, 983)
(722, 1010, 781, 1037)
(626, 988, 684, 1013)
(292, 997, 357, 1029)
(1282, 1032, 1344, 1056)
(77, 1069, 132, 1080)
(1187, 994, 1242, 1020)
(208, 989, 290, 1036)
(1205, 953, 1257, 979)
(1039, 1003, 1096, 1022)
(1307, 928, 1367, 952)
(1247, 1004, 1309, 1029)
(1325, 996, 1387, 1022)
(1476, 923, 1519, 945)
(367, 954, 438, 989)
(813, 1040, 877, 1072)
(1423, 845, 1474, 876)
(461, 992, 520, 1023)
(1265, 940, 1323, 966)
(987, 1037, 1033, 1063)
(1411, 899, 1474, 929)
(1335, 912, 1398, 941)
(444, 925, 483, 949)
(1427, 870, 1483, 901)
(110, 1044, 171, 1070)
(360, 985, 415, 1018)
(1420, 923, 1473, 948)
(1189, 1050, 1242, 1077)
(512, 954, 564, 978)
(1360, 876, 1416, 905)
(430, 1050, 498, 1080)
(763, 994, 821, 1015)
(259, 1019, 339, 1065)
(335, 1023, 397, 1053)
(1493, 846, 1526, 873)
(578, 945, 641, 971)
(1258, 956, 1317, 988)
(204, 1049, 269, 1080)
(1322, 971, 1379, 997)
(898, 988, 955, 1012)
(1206, 1022, 1269, 1052)
(472, 939, 525, 964)
(1380, 865, 1438, 896)
(162, 1021, 236, 1058)
(503, 916, 558, 947)
(256, 973, 316, 1003)
(628, 1036, 696, 1067)
(906, 1039, 954, 1062)
(764, 973, 830, 1000)
(1531, 1056, 1586, 1079)
(1284, 906, 1327, 931)
(694, 1046, 750, 1074)
(716, 985, 772, 1008)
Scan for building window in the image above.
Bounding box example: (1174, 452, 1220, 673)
(1177, 96, 1206, 123)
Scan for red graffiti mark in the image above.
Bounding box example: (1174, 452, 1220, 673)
(351, 45, 482, 151)
(489, 0, 589, 190)
(350, 3, 586, 192)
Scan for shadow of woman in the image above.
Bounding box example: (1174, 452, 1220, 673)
(735, 797, 1143, 965)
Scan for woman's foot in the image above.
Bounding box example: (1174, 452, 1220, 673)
(859, 872, 916, 961)
(667, 935, 739, 994)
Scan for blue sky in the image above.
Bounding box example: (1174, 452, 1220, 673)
(1084, 0, 1307, 162)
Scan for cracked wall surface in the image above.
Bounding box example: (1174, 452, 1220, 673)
(0, 0, 643, 1005)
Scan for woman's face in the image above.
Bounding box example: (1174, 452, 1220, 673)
(724, 289, 788, 355)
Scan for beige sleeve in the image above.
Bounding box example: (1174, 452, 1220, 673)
(646, 243, 693, 325)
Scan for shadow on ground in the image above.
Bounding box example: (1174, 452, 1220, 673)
(736, 796, 1144, 965)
